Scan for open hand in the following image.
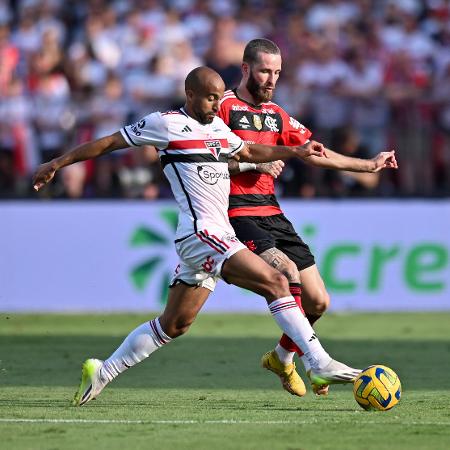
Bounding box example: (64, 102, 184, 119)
(33, 162, 57, 191)
(371, 151, 398, 172)
(256, 160, 285, 178)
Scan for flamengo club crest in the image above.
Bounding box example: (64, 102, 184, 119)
(252, 114, 263, 130)
(205, 140, 222, 159)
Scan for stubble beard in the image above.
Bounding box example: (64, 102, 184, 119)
(194, 107, 214, 124)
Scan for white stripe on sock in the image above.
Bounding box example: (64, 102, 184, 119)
(149, 318, 170, 346)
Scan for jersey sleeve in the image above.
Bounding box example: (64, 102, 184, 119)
(120, 112, 169, 149)
(277, 109, 312, 146)
(227, 130, 245, 157)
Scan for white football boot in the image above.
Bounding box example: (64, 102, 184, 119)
(308, 359, 361, 387)
(73, 358, 108, 406)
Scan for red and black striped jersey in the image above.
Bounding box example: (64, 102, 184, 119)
(219, 89, 312, 217)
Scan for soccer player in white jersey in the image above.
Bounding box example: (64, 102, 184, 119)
(33, 67, 361, 406)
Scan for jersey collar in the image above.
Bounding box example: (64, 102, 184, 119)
(233, 88, 266, 110)
(179, 107, 189, 118)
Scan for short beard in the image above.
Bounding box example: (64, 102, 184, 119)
(193, 108, 213, 124)
(246, 70, 273, 104)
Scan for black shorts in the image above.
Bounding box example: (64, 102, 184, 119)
(230, 214, 315, 271)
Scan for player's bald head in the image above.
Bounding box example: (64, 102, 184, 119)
(185, 66, 225, 94)
(184, 67, 225, 124)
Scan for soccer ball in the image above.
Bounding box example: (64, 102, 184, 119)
(353, 365, 401, 411)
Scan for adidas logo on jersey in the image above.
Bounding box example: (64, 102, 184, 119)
(239, 116, 250, 129)
(181, 125, 192, 132)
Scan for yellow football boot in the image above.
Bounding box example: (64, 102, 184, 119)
(261, 350, 306, 397)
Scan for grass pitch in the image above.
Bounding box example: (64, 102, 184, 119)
(1, 312, 449, 450)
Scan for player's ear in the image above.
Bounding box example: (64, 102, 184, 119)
(242, 62, 250, 77)
(185, 89, 194, 101)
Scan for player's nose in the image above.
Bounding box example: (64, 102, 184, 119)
(267, 73, 276, 85)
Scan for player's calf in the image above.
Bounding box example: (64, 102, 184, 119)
(73, 318, 173, 405)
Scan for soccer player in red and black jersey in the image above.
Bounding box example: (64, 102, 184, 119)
(219, 39, 398, 397)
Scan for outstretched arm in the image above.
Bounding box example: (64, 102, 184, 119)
(304, 147, 398, 173)
(33, 132, 128, 190)
(235, 140, 327, 164)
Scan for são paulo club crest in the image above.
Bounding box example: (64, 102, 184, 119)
(205, 140, 222, 159)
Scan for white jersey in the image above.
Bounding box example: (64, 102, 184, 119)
(120, 108, 244, 241)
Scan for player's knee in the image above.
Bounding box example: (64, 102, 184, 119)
(173, 316, 195, 337)
(317, 292, 330, 314)
(308, 291, 330, 315)
(159, 315, 195, 338)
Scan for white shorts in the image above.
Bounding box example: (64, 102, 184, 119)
(170, 228, 247, 292)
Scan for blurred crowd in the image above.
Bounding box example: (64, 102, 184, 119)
(0, 0, 449, 200)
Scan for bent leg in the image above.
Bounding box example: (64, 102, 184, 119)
(259, 247, 304, 358)
(266, 262, 330, 368)
(222, 248, 331, 368)
(74, 284, 210, 406)
(159, 283, 211, 338)
(223, 248, 308, 396)
(102, 284, 210, 381)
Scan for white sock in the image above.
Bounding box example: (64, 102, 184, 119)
(269, 297, 331, 370)
(275, 344, 295, 365)
(301, 355, 311, 372)
(101, 318, 171, 381)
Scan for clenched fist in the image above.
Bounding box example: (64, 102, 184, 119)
(256, 160, 285, 178)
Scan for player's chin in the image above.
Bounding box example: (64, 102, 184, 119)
(261, 89, 273, 101)
(205, 113, 215, 123)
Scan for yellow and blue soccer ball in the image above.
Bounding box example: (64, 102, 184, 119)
(353, 365, 401, 411)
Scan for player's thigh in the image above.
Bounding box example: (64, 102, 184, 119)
(299, 264, 330, 313)
(259, 247, 300, 283)
(159, 282, 211, 336)
(221, 248, 289, 300)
